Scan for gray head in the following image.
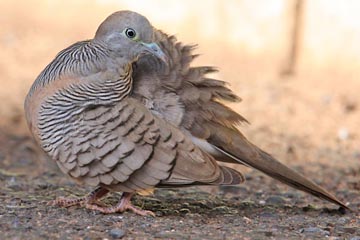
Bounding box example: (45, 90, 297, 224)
(94, 11, 167, 63)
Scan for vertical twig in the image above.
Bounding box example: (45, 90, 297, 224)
(281, 0, 304, 76)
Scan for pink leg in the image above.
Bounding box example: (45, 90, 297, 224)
(85, 192, 155, 217)
(48, 187, 109, 207)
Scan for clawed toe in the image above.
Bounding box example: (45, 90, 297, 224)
(84, 200, 155, 217)
(85, 192, 155, 216)
(125, 204, 155, 217)
(48, 189, 153, 216)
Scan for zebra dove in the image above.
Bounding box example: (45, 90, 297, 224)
(24, 10, 347, 216)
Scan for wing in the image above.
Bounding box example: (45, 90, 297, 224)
(131, 30, 348, 209)
(55, 97, 243, 193)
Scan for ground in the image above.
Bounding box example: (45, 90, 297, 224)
(0, 130, 359, 240)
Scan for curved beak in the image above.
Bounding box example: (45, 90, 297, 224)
(141, 42, 168, 63)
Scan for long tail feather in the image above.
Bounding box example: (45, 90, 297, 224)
(211, 126, 349, 209)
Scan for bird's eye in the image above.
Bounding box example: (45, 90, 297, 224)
(124, 28, 136, 39)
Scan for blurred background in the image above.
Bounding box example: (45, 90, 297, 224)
(0, 0, 359, 169)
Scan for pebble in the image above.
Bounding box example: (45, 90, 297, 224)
(185, 213, 202, 218)
(259, 212, 277, 218)
(282, 191, 302, 199)
(336, 217, 350, 225)
(140, 223, 151, 228)
(338, 127, 349, 141)
(179, 208, 190, 214)
(242, 216, 252, 224)
(350, 237, 360, 240)
(6, 177, 22, 191)
(155, 231, 188, 239)
(265, 195, 286, 205)
(219, 185, 246, 195)
(336, 226, 357, 234)
(109, 228, 126, 239)
(212, 206, 230, 213)
(300, 227, 330, 236)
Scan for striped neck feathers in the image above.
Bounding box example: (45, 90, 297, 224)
(29, 40, 111, 95)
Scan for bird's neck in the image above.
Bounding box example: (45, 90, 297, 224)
(25, 40, 135, 154)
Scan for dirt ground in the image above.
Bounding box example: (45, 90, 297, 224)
(0, 130, 359, 240)
(1, 1, 360, 239)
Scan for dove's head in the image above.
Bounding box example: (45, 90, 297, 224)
(94, 11, 167, 63)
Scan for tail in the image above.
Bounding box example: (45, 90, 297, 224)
(210, 132, 349, 209)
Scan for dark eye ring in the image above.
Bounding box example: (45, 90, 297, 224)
(125, 28, 136, 39)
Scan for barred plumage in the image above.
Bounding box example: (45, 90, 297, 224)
(24, 10, 347, 216)
(29, 40, 110, 96)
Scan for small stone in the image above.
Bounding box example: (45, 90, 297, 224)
(109, 228, 126, 239)
(350, 237, 360, 240)
(181, 202, 190, 208)
(282, 191, 302, 199)
(155, 211, 164, 217)
(338, 127, 349, 141)
(212, 206, 230, 213)
(343, 101, 357, 113)
(302, 205, 317, 212)
(265, 195, 286, 205)
(259, 212, 277, 218)
(194, 200, 211, 208)
(300, 227, 330, 236)
(185, 213, 202, 218)
(328, 237, 341, 240)
(6, 177, 23, 191)
(240, 200, 256, 207)
(336, 217, 350, 225)
(155, 231, 188, 239)
(220, 185, 244, 195)
(333, 206, 346, 214)
(337, 226, 357, 234)
(179, 208, 190, 214)
(242, 216, 252, 224)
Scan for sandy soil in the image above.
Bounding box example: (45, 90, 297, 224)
(0, 131, 359, 239)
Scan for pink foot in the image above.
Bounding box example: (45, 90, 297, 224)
(85, 192, 155, 217)
(48, 187, 109, 207)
